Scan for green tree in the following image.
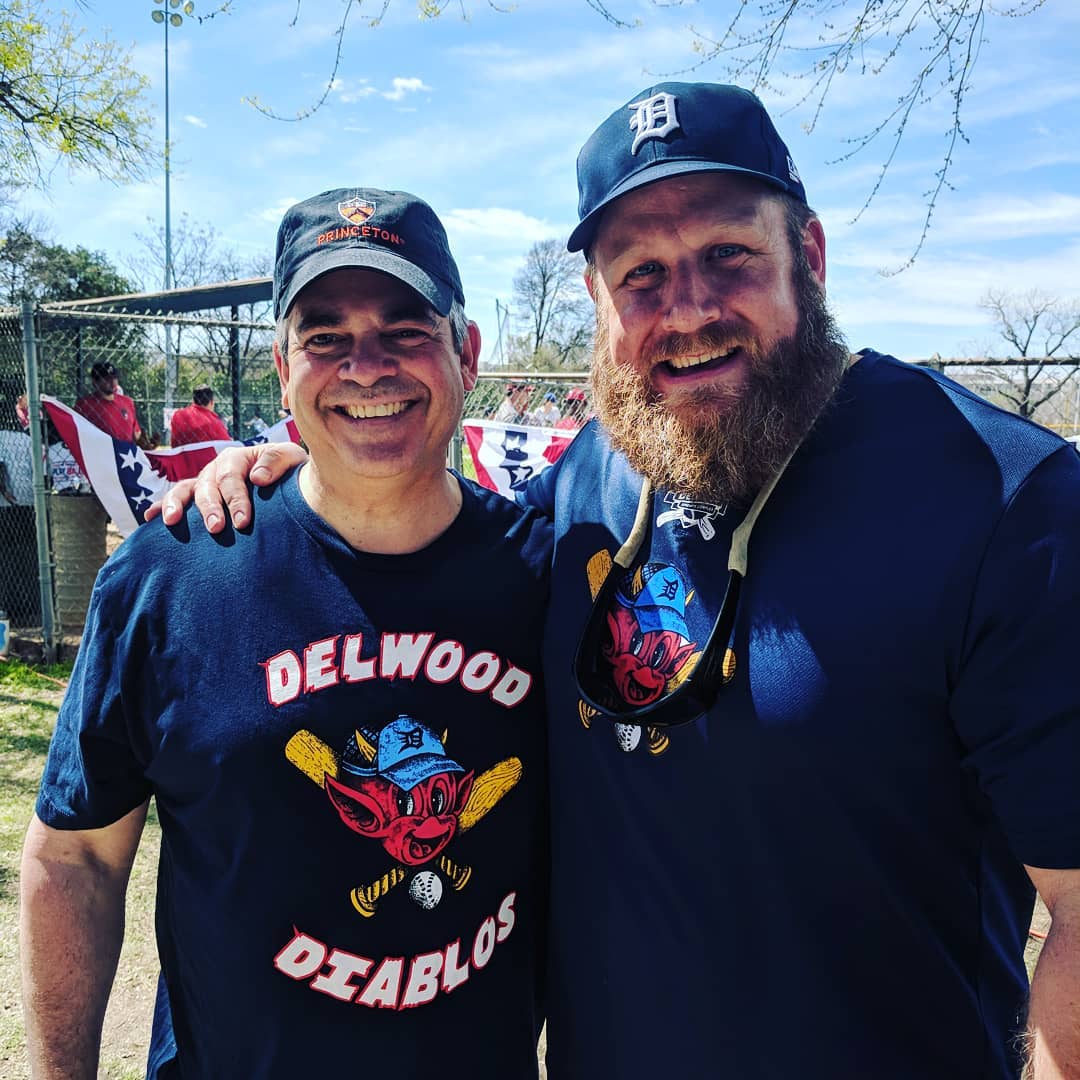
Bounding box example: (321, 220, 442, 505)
(0, 221, 133, 305)
(0, 219, 146, 413)
(0, 0, 155, 189)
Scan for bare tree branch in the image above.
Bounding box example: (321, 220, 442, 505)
(237, 0, 1048, 268)
(509, 239, 593, 370)
(973, 289, 1080, 420)
(653, 0, 1047, 269)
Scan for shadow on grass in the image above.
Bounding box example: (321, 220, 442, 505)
(0, 691, 59, 714)
(0, 730, 51, 757)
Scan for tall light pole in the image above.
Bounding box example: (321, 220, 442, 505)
(151, 0, 194, 413)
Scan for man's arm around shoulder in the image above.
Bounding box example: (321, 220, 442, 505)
(1025, 865, 1080, 1078)
(20, 803, 148, 1079)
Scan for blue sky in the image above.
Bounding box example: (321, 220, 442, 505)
(17, 0, 1080, 365)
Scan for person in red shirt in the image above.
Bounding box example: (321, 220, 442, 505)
(554, 387, 591, 431)
(169, 386, 230, 447)
(75, 362, 155, 447)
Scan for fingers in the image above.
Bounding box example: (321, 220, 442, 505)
(249, 442, 309, 486)
(144, 480, 197, 525)
(194, 443, 306, 531)
(145, 442, 310, 534)
(193, 447, 257, 532)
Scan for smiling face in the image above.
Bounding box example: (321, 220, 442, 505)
(275, 268, 478, 498)
(586, 171, 849, 503)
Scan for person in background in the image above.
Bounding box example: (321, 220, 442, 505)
(553, 387, 589, 431)
(74, 361, 158, 448)
(169, 385, 230, 447)
(246, 413, 269, 436)
(494, 382, 534, 424)
(532, 391, 561, 427)
(0, 393, 37, 626)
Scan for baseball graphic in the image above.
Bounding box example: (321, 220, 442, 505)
(409, 870, 443, 910)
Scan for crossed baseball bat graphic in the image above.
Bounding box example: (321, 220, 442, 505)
(285, 727, 521, 916)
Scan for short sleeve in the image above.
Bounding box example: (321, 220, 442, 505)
(951, 445, 1080, 868)
(517, 449, 560, 519)
(36, 569, 152, 829)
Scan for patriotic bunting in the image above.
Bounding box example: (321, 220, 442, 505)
(43, 396, 301, 537)
(462, 419, 574, 500)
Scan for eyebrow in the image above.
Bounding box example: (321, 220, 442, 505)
(293, 307, 344, 335)
(292, 301, 440, 337)
(605, 200, 765, 254)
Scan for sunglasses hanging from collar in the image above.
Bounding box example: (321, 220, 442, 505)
(572, 445, 797, 729)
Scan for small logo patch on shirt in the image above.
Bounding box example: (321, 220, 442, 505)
(656, 493, 726, 541)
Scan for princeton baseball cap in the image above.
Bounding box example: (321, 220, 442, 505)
(273, 187, 465, 320)
(568, 82, 807, 253)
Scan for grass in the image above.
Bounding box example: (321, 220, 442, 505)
(0, 656, 161, 1080)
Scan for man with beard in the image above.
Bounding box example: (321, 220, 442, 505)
(154, 84, 1080, 1079)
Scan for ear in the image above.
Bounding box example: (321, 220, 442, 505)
(801, 216, 827, 288)
(273, 338, 291, 411)
(452, 770, 475, 816)
(459, 320, 481, 392)
(325, 773, 390, 837)
(584, 265, 598, 303)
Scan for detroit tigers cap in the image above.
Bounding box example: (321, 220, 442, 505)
(568, 82, 807, 254)
(273, 187, 465, 320)
(373, 715, 464, 792)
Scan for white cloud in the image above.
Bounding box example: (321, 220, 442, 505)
(471, 23, 690, 84)
(383, 76, 430, 101)
(331, 75, 428, 104)
(336, 79, 378, 104)
(443, 208, 556, 245)
(829, 238, 1080, 361)
(184, 115, 207, 128)
(255, 197, 301, 224)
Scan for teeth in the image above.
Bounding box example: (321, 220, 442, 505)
(667, 349, 736, 370)
(343, 401, 407, 419)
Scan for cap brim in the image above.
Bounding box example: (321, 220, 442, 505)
(567, 160, 799, 253)
(383, 753, 464, 792)
(277, 245, 455, 319)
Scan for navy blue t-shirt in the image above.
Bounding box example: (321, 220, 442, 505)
(37, 469, 552, 1079)
(525, 352, 1080, 1079)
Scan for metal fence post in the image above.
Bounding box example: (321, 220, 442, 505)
(230, 306, 241, 439)
(22, 301, 58, 663)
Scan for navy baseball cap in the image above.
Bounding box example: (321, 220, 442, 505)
(274, 187, 465, 319)
(568, 82, 807, 253)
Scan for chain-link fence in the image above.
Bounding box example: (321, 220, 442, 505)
(0, 299, 282, 658)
